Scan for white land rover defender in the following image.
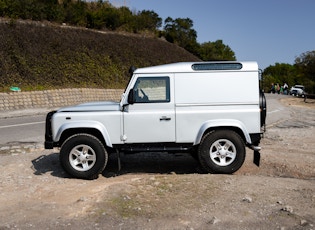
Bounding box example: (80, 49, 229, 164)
(45, 61, 267, 179)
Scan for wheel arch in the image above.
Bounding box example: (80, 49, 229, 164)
(55, 121, 113, 148)
(194, 119, 251, 146)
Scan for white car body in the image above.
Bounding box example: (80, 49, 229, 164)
(290, 85, 305, 97)
(45, 61, 266, 178)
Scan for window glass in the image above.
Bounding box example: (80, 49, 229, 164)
(192, 63, 242, 71)
(133, 77, 170, 103)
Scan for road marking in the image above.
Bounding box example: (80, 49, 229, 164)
(0, 121, 45, 129)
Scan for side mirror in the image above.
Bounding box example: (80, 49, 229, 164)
(127, 88, 134, 104)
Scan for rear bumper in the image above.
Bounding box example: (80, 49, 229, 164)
(248, 145, 261, 151)
(248, 133, 263, 151)
(249, 133, 263, 145)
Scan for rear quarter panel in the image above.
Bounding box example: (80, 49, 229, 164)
(174, 71, 260, 143)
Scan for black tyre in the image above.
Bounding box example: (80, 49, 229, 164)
(259, 90, 267, 127)
(60, 133, 108, 179)
(198, 130, 245, 174)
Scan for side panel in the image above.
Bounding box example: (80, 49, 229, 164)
(175, 105, 260, 143)
(175, 71, 259, 104)
(123, 103, 176, 143)
(123, 74, 176, 143)
(52, 111, 123, 146)
(174, 71, 260, 143)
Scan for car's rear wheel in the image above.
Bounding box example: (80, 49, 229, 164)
(60, 133, 108, 179)
(260, 90, 267, 127)
(198, 130, 245, 174)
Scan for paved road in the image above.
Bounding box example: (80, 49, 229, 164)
(0, 94, 291, 147)
(265, 94, 292, 127)
(0, 114, 46, 145)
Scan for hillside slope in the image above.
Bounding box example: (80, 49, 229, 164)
(0, 19, 200, 91)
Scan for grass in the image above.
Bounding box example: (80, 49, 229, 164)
(0, 19, 200, 92)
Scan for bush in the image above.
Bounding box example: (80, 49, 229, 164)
(0, 20, 200, 91)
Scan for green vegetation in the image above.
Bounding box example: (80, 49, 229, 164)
(0, 0, 236, 61)
(0, 0, 236, 91)
(0, 20, 199, 91)
(0, 0, 313, 93)
(263, 51, 315, 93)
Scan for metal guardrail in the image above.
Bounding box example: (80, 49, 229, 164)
(304, 93, 315, 102)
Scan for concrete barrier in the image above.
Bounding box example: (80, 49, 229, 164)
(0, 88, 124, 111)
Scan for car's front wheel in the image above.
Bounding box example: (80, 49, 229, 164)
(60, 133, 108, 179)
(198, 130, 245, 174)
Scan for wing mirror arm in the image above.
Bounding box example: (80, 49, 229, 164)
(127, 88, 135, 105)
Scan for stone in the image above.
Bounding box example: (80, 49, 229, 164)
(209, 216, 220, 225)
(242, 196, 253, 203)
(300, 219, 308, 226)
(281, 205, 293, 213)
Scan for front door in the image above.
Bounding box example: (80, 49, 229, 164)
(123, 75, 175, 143)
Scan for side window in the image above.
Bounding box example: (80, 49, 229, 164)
(133, 77, 170, 103)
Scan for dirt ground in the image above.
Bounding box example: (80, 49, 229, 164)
(0, 96, 314, 230)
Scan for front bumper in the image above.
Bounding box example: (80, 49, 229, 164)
(44, 111, 57, 149)
(45, 141, 54, 149)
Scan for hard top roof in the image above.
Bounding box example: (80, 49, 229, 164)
(134, 61, 258, 74)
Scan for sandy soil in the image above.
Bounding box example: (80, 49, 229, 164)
(0, 96, 314, 230)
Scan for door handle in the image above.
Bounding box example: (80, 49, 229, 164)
(160, 116, 171, 121)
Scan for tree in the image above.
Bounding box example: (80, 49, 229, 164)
(63, 0, 88, 26)
(117, 6, 133, 30)
(86, 2, 120, 30)
(134, 10, 162, 32)
(43, 0, 65, 22)
(199, 40, 236, 61)
(163, 17, 198, 55)
(295, 50, 315, 93)
(0, 0, 240, 64)
(263, 63, 297, 93)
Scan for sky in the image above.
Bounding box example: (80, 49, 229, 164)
(109, 0, 315, 70)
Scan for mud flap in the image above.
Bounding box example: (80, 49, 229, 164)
(253, 150, 260, 167)
(116, 149, 121, 171)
